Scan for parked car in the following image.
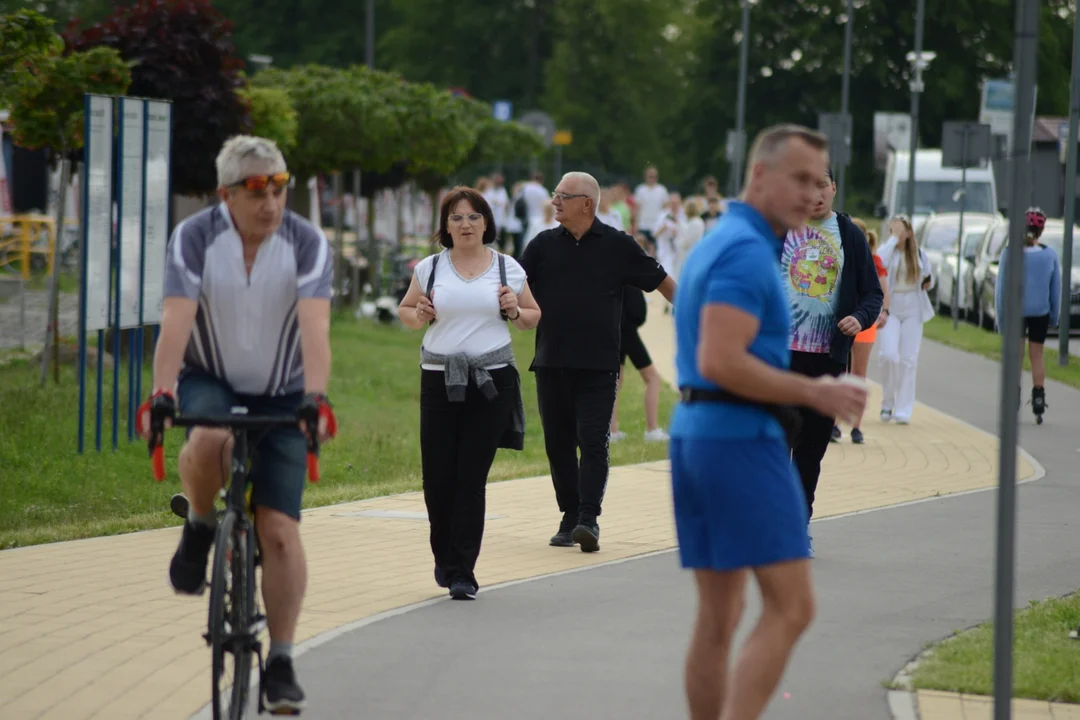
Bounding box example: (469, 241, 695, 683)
(975, 218, 1080, 334)
(970, 221, 1010, 328)
(915, 212, 1002, 303)
(936, 220, 998, 316)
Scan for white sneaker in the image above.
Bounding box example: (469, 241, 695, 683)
(609, 431, 627, 443)
(880, 409, 894, 423)
(644, 428, 670, 443)
(894, 417, 910, 425)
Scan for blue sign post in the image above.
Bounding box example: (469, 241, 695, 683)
(77, 94, 173, 454)
(493, 100, 513, 122)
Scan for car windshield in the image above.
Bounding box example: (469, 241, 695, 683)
(922, 223, 960, 251)
(896, 180, 995, 215)
(963, 229, 985, 257)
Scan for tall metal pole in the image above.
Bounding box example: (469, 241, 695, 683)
(994, 0, 1039, 715)
(731, 0, 751, 197)
(906, 0, 927, 217)
(1058, 7, 1080, 366)
(365, 0, 375, 68)
(954, 129, 968, 331)
(837, 0, 854, 213)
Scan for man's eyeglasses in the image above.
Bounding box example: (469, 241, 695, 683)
(552, 191, 588, 201)
(233, 172, 291, 192)
(449, 213, 484, 224)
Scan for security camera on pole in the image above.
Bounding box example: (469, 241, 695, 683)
(905, 0, 934, 217)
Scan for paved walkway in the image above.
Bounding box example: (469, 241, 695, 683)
(0, 296, 1048, 720)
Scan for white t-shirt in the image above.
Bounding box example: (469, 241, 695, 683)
(522, 181, 550, 220)
(596, 210, 623, 231)
(414, 249, 528, 371)
(485, 186, 510, 230)
(633, 183, 670, 233)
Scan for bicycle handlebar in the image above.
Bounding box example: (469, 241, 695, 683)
(148, 413, 321, 483)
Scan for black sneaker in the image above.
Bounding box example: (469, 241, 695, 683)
(549, 512, 577, 547)
(572, 521, 600, 553)
(449, 578, 478, 600)
(434, 565, 449, 588)
(830, 425, 842, 442)
(169, 521, 215, 595)
(850, 428, 865, 444)
(263, 656, 306, 713)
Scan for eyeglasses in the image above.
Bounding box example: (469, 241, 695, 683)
(449, 213, 484, 224)
(233, 172, 291, 192)
(552, 191, 588, 201)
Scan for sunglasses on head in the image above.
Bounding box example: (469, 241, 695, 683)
(233, 172, 291, 192)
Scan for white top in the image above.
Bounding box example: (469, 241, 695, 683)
(522, 181, 550, 220)
(414, 249, 528, 371)
(596, 210, 624, 231)
(484, 186, 510, 230)
(633, 183, 670, 233)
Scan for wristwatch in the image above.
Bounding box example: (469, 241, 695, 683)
(509, 308, 521, 321)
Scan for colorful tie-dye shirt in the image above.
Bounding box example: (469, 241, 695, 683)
(781, 213, 845, 353)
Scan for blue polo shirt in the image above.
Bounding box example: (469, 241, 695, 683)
(670, 202, 792, 441)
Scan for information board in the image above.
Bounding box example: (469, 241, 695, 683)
(84, 95, 114, 332)
(141, 101, 171, 324)
(117, 98, 145, 329)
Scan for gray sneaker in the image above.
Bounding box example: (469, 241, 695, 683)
(549, 512, 577, 547)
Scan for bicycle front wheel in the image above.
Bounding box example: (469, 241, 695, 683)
(208, 510, 256, 720)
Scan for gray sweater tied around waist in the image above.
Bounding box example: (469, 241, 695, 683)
(420, 343, 525, 451)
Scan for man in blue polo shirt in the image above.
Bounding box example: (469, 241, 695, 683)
(670, 125, 868, 720)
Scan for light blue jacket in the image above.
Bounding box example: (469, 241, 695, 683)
(995, 243, 1061, 328)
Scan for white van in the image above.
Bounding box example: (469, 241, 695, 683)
(874, 149, 999, 235)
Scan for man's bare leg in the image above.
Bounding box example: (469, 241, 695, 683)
(640, 364, 662, 432)
(686, 568, 748, 720)
(720, 559, 815, 720)
(178, 428, 231, 516)
(256, 506, 307, 645)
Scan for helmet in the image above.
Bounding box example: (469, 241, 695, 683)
(1025, 207, 1047, 231)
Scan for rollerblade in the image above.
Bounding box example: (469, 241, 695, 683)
(1032, 386, 1047, 425)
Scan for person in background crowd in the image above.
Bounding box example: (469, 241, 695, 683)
(653, 193, 684, 280)
(994, 206, 1060, 423)
(397, 186, 541, 600)
(610, 278, 669, 444)
(701, 196, 723, 233)
(505, 180, 526, 258)
(675, 198, 706, 282)
(597, 189, 625, 230)
(612, 182, 634, 231)
(524, 200, 558, 251)
(877, 215, 935, 425)
(633, 165, 670, 255)
(670, 124, 867, 720)
(484, 171, 510, 252)
(835, 217, 889, 444)
(521, 171, 676, 554)
(782, 165, 882, 550)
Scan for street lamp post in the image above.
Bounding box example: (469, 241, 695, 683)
(1059, 6, 1080, 366)
(905, 0, 929, 217)
(731, 0, 751, 197)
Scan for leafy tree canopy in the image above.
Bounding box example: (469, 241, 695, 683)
(237, 82, 298, 154)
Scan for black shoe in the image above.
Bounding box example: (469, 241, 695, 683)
(169, 521, 215, 595)
(572, 521, 600, 553)
(263, 656, 306, 713)
(549, 512, 577, 547)
(830, 425, 842, 442)
(850, 428, 864, 444)
(434, 565, 449, 588)
(449, 578, 478, 600)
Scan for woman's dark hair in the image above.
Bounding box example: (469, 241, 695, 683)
(435, 186, 497, 248)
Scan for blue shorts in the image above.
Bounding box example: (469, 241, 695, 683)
(177, 371, 307, 521)
(671, 437, 809, 571)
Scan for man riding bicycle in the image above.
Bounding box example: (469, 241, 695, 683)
(137, 135, 336, 713)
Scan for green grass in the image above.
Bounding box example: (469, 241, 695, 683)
(0, 316, 675, 549)
(923, 316, 1080, 390)
(910, 593, 1080, 703)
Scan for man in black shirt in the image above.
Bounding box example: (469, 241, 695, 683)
(520, 171, 677, 552)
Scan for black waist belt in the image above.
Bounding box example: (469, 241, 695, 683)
(679, 386, 802, 447)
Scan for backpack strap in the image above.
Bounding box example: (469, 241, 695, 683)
(498, 252, 509, 320)
(425, 253, 439, 325)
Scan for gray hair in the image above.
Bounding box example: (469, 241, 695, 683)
(561, 171, 601, 206)
(744, 124, 828, 188)
(216, 135, 287, 188)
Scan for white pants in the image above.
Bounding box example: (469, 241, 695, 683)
(878, 291, 924, 421)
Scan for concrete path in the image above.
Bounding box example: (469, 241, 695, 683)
(0, 297, 1069, 720)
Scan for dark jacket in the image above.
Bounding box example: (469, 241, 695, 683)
(829, 213, 884, 366)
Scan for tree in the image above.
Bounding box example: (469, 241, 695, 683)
(63, 0, 250, 197)
(0, 9, 64, 105)
(237, 82, 298, 154)
(542, 0, 686, 185)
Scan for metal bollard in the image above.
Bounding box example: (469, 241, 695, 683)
(18, 277, 26, 350)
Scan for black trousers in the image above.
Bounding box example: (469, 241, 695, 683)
(789, 351, 846, 520)
(535, 368, 619, 522)
(419, 366, 516, 587)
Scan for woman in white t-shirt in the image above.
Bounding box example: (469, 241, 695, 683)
(398, 186, 541, 601)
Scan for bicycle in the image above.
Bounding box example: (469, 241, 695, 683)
(148, 408, 322, 719)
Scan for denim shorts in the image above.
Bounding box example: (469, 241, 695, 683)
(177, 370, 307, 521)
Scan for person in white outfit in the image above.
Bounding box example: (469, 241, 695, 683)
(632, 165, 670, 255)
(652, 194, 684, 278)
(674, 198, 705, 281)
(876, 215, 935, 424)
